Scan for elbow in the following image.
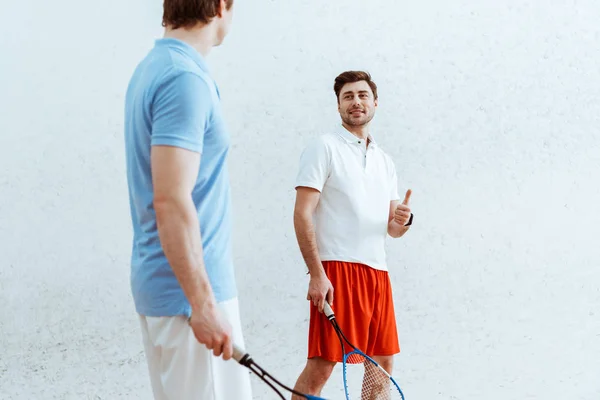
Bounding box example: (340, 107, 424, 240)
(153, 193, 186, 221)
(153, 194, 173, 213)
(153, 199, 171, 227)
(293, 208, 312, 228)
(293, 210, 304, 227)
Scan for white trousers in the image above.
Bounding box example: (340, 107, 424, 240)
(138, 297, 253, 400)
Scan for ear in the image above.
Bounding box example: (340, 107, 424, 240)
(217, 0, 227, 17)
(374, 98, 379, 108)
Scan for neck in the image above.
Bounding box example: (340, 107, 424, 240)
(342, 121, 369, 141)
(163, 24, 217, 57)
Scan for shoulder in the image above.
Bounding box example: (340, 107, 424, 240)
(301, 133, 340, 152)
(141, 67, 217, 119)
(128, 44, 215, 98)
(375, 145, 398, 172)
(297, 133, 340, 167)
(379, 147, 395, 164)
(151, 44, 211, 80)
(158, 67, 213, 97)
(299, 133, 341, 160)
(138, 48, 216, 103)
(320, 132, 343, 146)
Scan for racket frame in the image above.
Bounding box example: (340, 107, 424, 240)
(233, 344, 327, 400)
(322, 302, 405, 400)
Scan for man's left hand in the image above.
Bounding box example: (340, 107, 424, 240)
(393, 189, 412, 226)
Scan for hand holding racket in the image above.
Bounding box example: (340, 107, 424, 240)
(307, 270, 334, 313)
(188, 303, 234, 359)
(188, 312, 327, 399)
(323, 301, 405, 400)
(232, 344, 328, 400)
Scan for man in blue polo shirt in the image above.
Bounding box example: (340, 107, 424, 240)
(124, 1, 252, 399)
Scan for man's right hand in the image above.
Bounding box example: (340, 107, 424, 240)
(307, 271, 334, 313)
(188, 300, 233, 360)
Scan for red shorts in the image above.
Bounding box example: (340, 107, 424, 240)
(307, 260, 400, 362)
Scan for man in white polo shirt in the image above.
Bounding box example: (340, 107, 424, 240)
(291, 70, 413, 398)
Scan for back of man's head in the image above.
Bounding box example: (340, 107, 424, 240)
(162, 0, 234, 29)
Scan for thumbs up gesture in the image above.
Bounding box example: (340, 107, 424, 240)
(394, 189, 413, 226)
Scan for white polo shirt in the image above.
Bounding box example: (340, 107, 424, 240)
(295, 127, 400, 272)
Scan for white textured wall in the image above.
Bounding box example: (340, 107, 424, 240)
(1, 1, 599, 399)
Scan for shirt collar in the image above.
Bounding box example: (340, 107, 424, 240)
(155, 38, 210, 73)
(337, 125, 377, 147)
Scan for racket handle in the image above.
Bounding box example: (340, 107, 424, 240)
(232, 343, 246, 362)
(323, 301, 335, 318)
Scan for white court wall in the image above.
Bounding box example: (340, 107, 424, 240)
(1, 1, 599, 399)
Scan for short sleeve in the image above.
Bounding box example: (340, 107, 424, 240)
(151, 72, 213, 153)
(389, 160, 400, 201)
(295, 139, 331, 192)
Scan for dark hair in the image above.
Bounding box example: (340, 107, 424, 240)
(333, 70, 378, 102)
(162, 0, 234, 29)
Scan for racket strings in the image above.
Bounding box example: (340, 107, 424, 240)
(344, 354, 401, 400)
(362, 361, 395, 400)
(331, 317, 403, 400)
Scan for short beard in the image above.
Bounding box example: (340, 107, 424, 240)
(341, 112, 374, 127)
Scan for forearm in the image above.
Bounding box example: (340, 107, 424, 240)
(293, 212, 326, 277)
(388, 219, 410, 238)
(155, 196, 213, 311)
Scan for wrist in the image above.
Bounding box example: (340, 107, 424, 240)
(191, 296, 216, 315)
(308, 264, 326, 279)
(189, 281, 215, 314)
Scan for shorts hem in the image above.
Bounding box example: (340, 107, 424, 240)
(370, 348, 401, 357)
(307, 352, 342, 363)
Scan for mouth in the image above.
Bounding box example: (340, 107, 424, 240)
(349, 109, 364, 116)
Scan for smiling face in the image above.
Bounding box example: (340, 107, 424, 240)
(337, 80, 378, 127)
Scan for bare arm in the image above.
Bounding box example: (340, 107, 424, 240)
(294, 186, 333, 311)
(152, 145, 213, 309)
(293, 186, 325, 277)
(151, 145, 232, 358)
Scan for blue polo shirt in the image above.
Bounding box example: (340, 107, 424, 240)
(124, 38, 236, 317)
